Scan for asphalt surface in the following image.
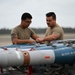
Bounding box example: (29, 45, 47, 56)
(0, 64, 75, 75)
(0, 70, 75, 75)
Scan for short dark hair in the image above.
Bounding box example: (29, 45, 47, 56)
(46, 12, 56, 20)
(21, 12, 32, 20)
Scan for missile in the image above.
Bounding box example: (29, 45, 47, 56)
(1, 39, 75, 50)
(0, 49, 24, 67)
(0, 46, 75, 67)
(0, 43, 45, 49)
(0, 43, 67, 51)
(22, 47, 75, 65)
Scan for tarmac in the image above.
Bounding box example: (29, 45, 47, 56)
(0, 64, 75, 75)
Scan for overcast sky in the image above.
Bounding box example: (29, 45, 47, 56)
(0, 0, 75, 29)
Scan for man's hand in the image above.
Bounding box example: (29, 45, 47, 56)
(36, 38, 44, 43)
(28, 40, 36, 44)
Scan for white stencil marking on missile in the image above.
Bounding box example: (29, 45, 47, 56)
(62, 51, 75, 56)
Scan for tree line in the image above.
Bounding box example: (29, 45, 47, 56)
(0, 27, 75, 35)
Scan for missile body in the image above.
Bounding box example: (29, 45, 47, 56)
(24, 47, 75, 65)
(0, 47, 75, 67)
(1, 43, 67, 51)
(0, 49, 24, 67)
(33, 43, 66, 50)
(54, 47, 75, 64)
